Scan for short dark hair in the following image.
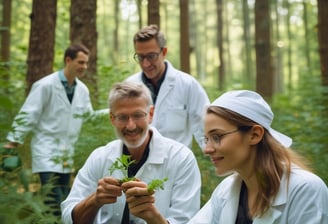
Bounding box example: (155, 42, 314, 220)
(63, 44, 89, 64)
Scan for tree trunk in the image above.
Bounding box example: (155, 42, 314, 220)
(283, 0, 293, 90)
(26, 0, 57, 95)
(317, 0, 328, 86)
(113, 0, 120, 64)
(224, 1, 232, 88)
(70, 0, 98, 105)
(1, 0, 12, 93)
(179, 0, 190, 74)
(242, 0, 253, 89)
(216, 0, 224, 90)
(303, 1, 311, 73)
(136, 0, 143, 28)
(148, 0, 160, 27)
(273, 0, 283, 93)
(255, 0, 273, 100)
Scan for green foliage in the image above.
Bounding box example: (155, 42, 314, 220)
(272, 77, 328, 185)
(0, 168, 61, 224)
(147, 177, 168, 193)
(108, 155, 168, 192)
(109, 154, 137, 183)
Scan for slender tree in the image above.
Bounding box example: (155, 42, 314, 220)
(148, 0, 160, 27)
(303, 1, 311, 73)
(26, 0, 57, 94)
(136, 0, 143, 28)
(317, 0, 328, 86)
(113, 0, 120, 64)
(242, 0, 253, 88)
(255, 0, 273, 99)
(70, 0, 98, 104)
(283, 0, 293, 90)
(1, 0, 12, 92)
(180, 0, 190, 73)
(216, 0, 224, 90)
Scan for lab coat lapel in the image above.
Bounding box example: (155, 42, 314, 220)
(154, 61, 175, 108)
(253, 208, 282, 224)
(219, 175, 242, 224)
(54, 73, 70, 106)
(254, 172, 288, 223)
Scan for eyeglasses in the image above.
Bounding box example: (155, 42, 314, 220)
(112, 112, 148, 124)
(203, 129, 239, 146)
(133, 49, 163, 63)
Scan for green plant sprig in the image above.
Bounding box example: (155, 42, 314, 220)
(108, 155, 168, 191)
(147, 177, 168, 193)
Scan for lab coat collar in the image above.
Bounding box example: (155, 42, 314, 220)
(154, 60, 176, 106)
(219, 173, 288, 224)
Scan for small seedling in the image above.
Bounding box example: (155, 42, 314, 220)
(109, 155, 168, 192)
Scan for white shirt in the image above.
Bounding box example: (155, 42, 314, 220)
(126, 60, 210, 149)
(61, 127, 201, 224)
(6, 71, 93, 173)
(188, 166, 328, 224)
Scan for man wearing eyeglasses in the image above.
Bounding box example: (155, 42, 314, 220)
(126, 24, 210, 150)
(61, 82, 201, 224)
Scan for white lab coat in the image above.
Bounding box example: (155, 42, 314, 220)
(188, 166, 328, 224)
(7, 71, 93, 173)
(126, 60, 210, 149)
(61, 127, 201, 224)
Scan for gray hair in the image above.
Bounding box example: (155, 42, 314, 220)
(108, 81, 153, 110)
(133, 24, 166, 48)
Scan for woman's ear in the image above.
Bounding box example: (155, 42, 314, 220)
(249, 125, 264, 145)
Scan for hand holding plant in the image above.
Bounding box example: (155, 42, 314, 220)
(108, 155, 168, 192)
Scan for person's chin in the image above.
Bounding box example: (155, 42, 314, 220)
(216, 169, 234, 177)
(124, 139, 143, 149)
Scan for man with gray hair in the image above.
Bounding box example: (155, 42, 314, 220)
(61, 81, 201, 224)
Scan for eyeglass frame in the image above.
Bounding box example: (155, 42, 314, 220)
(111, 111, 149, 124)
(133, 48, 163, 63)
(203, 129, 240, 146)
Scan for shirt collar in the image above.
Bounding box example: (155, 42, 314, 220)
(59, 70, 77, 86)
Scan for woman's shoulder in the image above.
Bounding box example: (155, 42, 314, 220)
(288, 166, 328, 196)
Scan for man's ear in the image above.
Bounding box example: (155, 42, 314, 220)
(109, 112, 115, 124)
(162, 47, 168, 57)
(148, 105, 155, 124)
(249, 125, 264, 145)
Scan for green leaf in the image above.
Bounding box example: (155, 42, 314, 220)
(147, 177, 168, 193)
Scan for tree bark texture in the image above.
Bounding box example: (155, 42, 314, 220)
(180, 0, 190, 74)
(26, 0, 57, 94)
(255, 0, 273, 100)
(70, 0, 98, 105)
(317, 0, 328, 86)
(1, 0, 12, 90)
(216, 0, 224, 90)
(148, 0, 160, 27)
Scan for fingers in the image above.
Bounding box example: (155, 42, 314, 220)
(121, 180, 147, 193)
(3, 142, 19, 148)
(95, 177, 123, 205)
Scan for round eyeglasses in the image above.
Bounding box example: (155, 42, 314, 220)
(112, 112, 148, 124)
(203, 129, 240, 146)
(133, 49, 163, 63)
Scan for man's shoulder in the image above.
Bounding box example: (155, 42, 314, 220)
(126, 72, 142, 82)
(30, 72, 59, 91)
(88, 140, 122, 160)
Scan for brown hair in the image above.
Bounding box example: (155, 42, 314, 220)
(63, 43, 89, 64)
(207, 106, 312, 217)
(133, 24, 166, 48)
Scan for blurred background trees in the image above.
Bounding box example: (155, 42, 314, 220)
(0, 0, 327, 222)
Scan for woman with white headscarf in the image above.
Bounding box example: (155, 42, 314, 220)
(189, 90, 328, 224)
